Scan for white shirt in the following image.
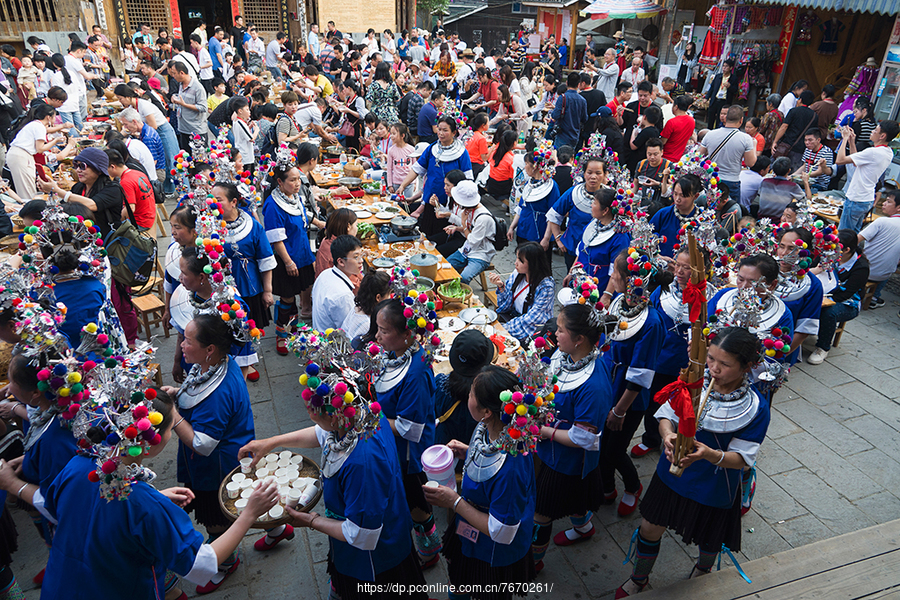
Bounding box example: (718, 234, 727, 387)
(10, 120, 46, 154)
(473, 46, 485, 57)
(232, 119, 255, 165)
(846, 145, 893, 204)
(778, 92, 798, 118)
(484, 56, 496, 70)
(341, 308, 370, 340)
(295, 103, 323, 128)
(461, 205, 497, 263)
(198, 48, 213, 80)
(621, 67, 645, 87)
(596, 61, 619, 100)
(366, 37, 380, 55)
(383, 38, 396, 62)
(311, 267, 356, 332)
(50, 70, 80, 113)
(136, 98, 166, 128)
(63, 54, 88, 94)
(245, 37, 265, 57)
(125, 138, 158, 180)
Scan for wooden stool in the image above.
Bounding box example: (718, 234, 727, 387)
(155, 204, 170, 238)
(133, 294, 168, 342)
(149, 362, 164, 387)
(861, 281, 879, 310)
(484, 290, 498, 308)
(477, 265, 496, 291)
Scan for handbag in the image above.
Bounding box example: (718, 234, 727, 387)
(104, 199, 158, 293)
(774, 112, 817, 159)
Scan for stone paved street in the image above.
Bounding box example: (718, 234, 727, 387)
(13, 223, 900, 599)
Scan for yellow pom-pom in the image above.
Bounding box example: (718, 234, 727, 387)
(545, 392, 554, 402)
(148, 411, 163, 426)
(58, 387, 71, 397)
(407, 290, 417, 298)
(703, 327, 710, 335)
(766, 349, 776, 357)
(344, 391, 354, 402)
(619, 321, 629, 330)
(250, 328, 260, 337)
(325, 328, 334, 335)
(417, 317, 427, 328)
(84, 220, 93, 227)
(85, 323, 98, 334)
(67, 372, 82, 383)
(516, 404, 528, 416)
(299, 374, 308, 385)
(23, 234, 33, 244)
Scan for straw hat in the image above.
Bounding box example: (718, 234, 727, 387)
(613, 31, 625, 39)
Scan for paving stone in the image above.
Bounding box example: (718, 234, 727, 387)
(769, 468, 876, 535)
(790, 363, 855, 392)
(776, 398, 872, 456)
(771, 514, 833, 548)
(829, 357, 900, 400)
(756, 440, 802, 476)
(736, 510, 793, 561)
(764, 405, 804, 440)
(752, 470, 808, 523)
(775, 431, 882, 501)
(847, 449, 900, 492)
(844, 414, 900, 457)
(852, 491, 900, 525)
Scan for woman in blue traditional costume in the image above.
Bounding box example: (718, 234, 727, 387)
(773, 227, 822, 366)
(399, 115, 474, 238)
(263, 143, 320, 353)
(0, 385, 278, 600)
(160, 314, 257, 594)
(571, 188, 632, 295)
(599, 245, 666, 518)
(531, 302, 615, 569)
(424, 365, 540, 599)
(616, 327, 770, 597)
(212, 181, 277, 380)
(239, 358, 429, 600)
(545, 155, 608, 271)
(649, 174, 702, 258)
(509, 141, 559, 265)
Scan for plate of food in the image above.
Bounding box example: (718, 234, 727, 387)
(490, 332, 520, 355)
(392, 241, 415, 252)
(374, 211, 396, 220)
(434, 330, 457, 361)
(469, 324, 495, 337)
(383, 248, 405, 259)
(354, 210, 373, 219)
(372, 257, 395, 268)
(817, 207, 838, 216)
(438, 316, 465, 331)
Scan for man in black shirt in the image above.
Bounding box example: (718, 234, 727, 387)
(330, 45, 344, 76)
(772, 89, 818, 171)
(231, 15, 247, 62)
(623, 80, 654, 142)
(578, 71, 606, 147)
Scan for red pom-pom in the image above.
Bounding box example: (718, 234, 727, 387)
(133, 405, 149, 419)
(101, 460, 117, 474)
(124, 426, 139, 439)
(144, 389, 157, 400)
(87, 470, 101, 482)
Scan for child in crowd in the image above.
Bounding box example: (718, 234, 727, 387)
(208, 78, 228, 111)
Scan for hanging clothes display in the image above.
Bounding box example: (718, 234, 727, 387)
(796, 11, 818, 45)
(699, 5, 731, 67)
(845, 61, 879, 97)
(817, 18, 844, 55)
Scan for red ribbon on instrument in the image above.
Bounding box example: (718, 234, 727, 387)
(681, 279, 708, 323)
(653, 378, 703, 437)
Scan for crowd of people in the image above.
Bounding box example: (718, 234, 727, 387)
(0, 18, 897, 600)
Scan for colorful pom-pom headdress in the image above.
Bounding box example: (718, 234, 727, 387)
(620, 217, 663, 308)
(69, 345, 166, 500)
(388, 266, 442, 360)
(529, 138, 557, 182)
(573, 133, 621, 181)
(18, 200, 106, 282)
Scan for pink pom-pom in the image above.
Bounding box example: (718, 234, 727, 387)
(149, 433, 162, 446)
(213, 273, 224, 283)
(403, 307, 414, 318)
(38, 369, 51, 381)
(529, 425, 541, 434)
(431, 334, 440, 345)
(334, 382, 348, 395)
(511, 391, 524, 402)
(426, 322, 435, 332)
(301, 388, 313, 401)
(343, 406, 356, 418)
(368, 343, 380, 356)
(534, 337, 546, 349)
(96, 334, 109, 344)
(101, 460, 117, 474)
(331, 396, 343, 408)
(208, 251, 219, 259)
(235, 310, 245, 319)
(136, 418, 151, 431)
(516, 416, 527, 427)
(369, 401, 381, 414)
(418, 293, 428, 303)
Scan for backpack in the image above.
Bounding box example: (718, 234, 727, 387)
(104, 201, 158, 293)
(259, 114, 290, 158)
(476, 212, 509, 252)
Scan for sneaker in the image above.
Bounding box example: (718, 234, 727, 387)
(870, 297, 885, 309)
(807, 347, 828, 365)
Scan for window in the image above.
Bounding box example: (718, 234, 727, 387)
(124, 0, 170, 34)
(242, 0, 281, 32)
(511, 3, 537, 14)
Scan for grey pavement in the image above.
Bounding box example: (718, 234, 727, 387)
(13, 204, 900, 599)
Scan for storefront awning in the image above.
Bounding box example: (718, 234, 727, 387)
(760, 0, 899, 16)
(580, 0, 666, 20)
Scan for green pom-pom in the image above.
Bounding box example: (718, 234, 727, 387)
(782, 344, 791, 353)
(37, 381, 49, 392)
(68, 216, 78, 223)
(103, 348, 113, 357)
(307, 376, 320, 389)
(527, 404, 537, 415)
(426, 301, 435, 310)
(127, 446, 142, 457)
(411, 269, 419, 276)
(203, 265, 213, 274)
(21, 255, 31, 263)
(407, 318, 416, 328)
(131, 391, 144, 401)
(104, 358, 117, 368)
(499, 390, 513, 402)
(195, 238, 204, 247)
(815, 220, 824, 228)
(70, 383, 83, 394)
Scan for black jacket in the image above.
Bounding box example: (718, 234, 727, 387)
(832, 254, 870, 304)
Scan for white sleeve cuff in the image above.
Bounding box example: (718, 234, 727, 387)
(728, 438, 761, 468)
(412, 162, 426, 176)
(568, 424, 601, 451)
(626, 367, 655, 389)
(654, 402, 677, 423)
(258, 255, 278, 272)
(395, 417, 425, 443)
(266, 228, 287, 243)
(488, 514, 520, 545)
(31, 489, 57, 524)
(192, 431, 220, 456)
(795, 318, 819, 334)
(182, 544, 219, 585)
(546, 208, 563, 225)
(464, 169, 473, 179)
(341, 519, 382, 551)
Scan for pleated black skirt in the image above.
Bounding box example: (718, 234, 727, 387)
(442, 525, 536, 600)
(328, 548, 427, 599)
(534, 460, 603, 520)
